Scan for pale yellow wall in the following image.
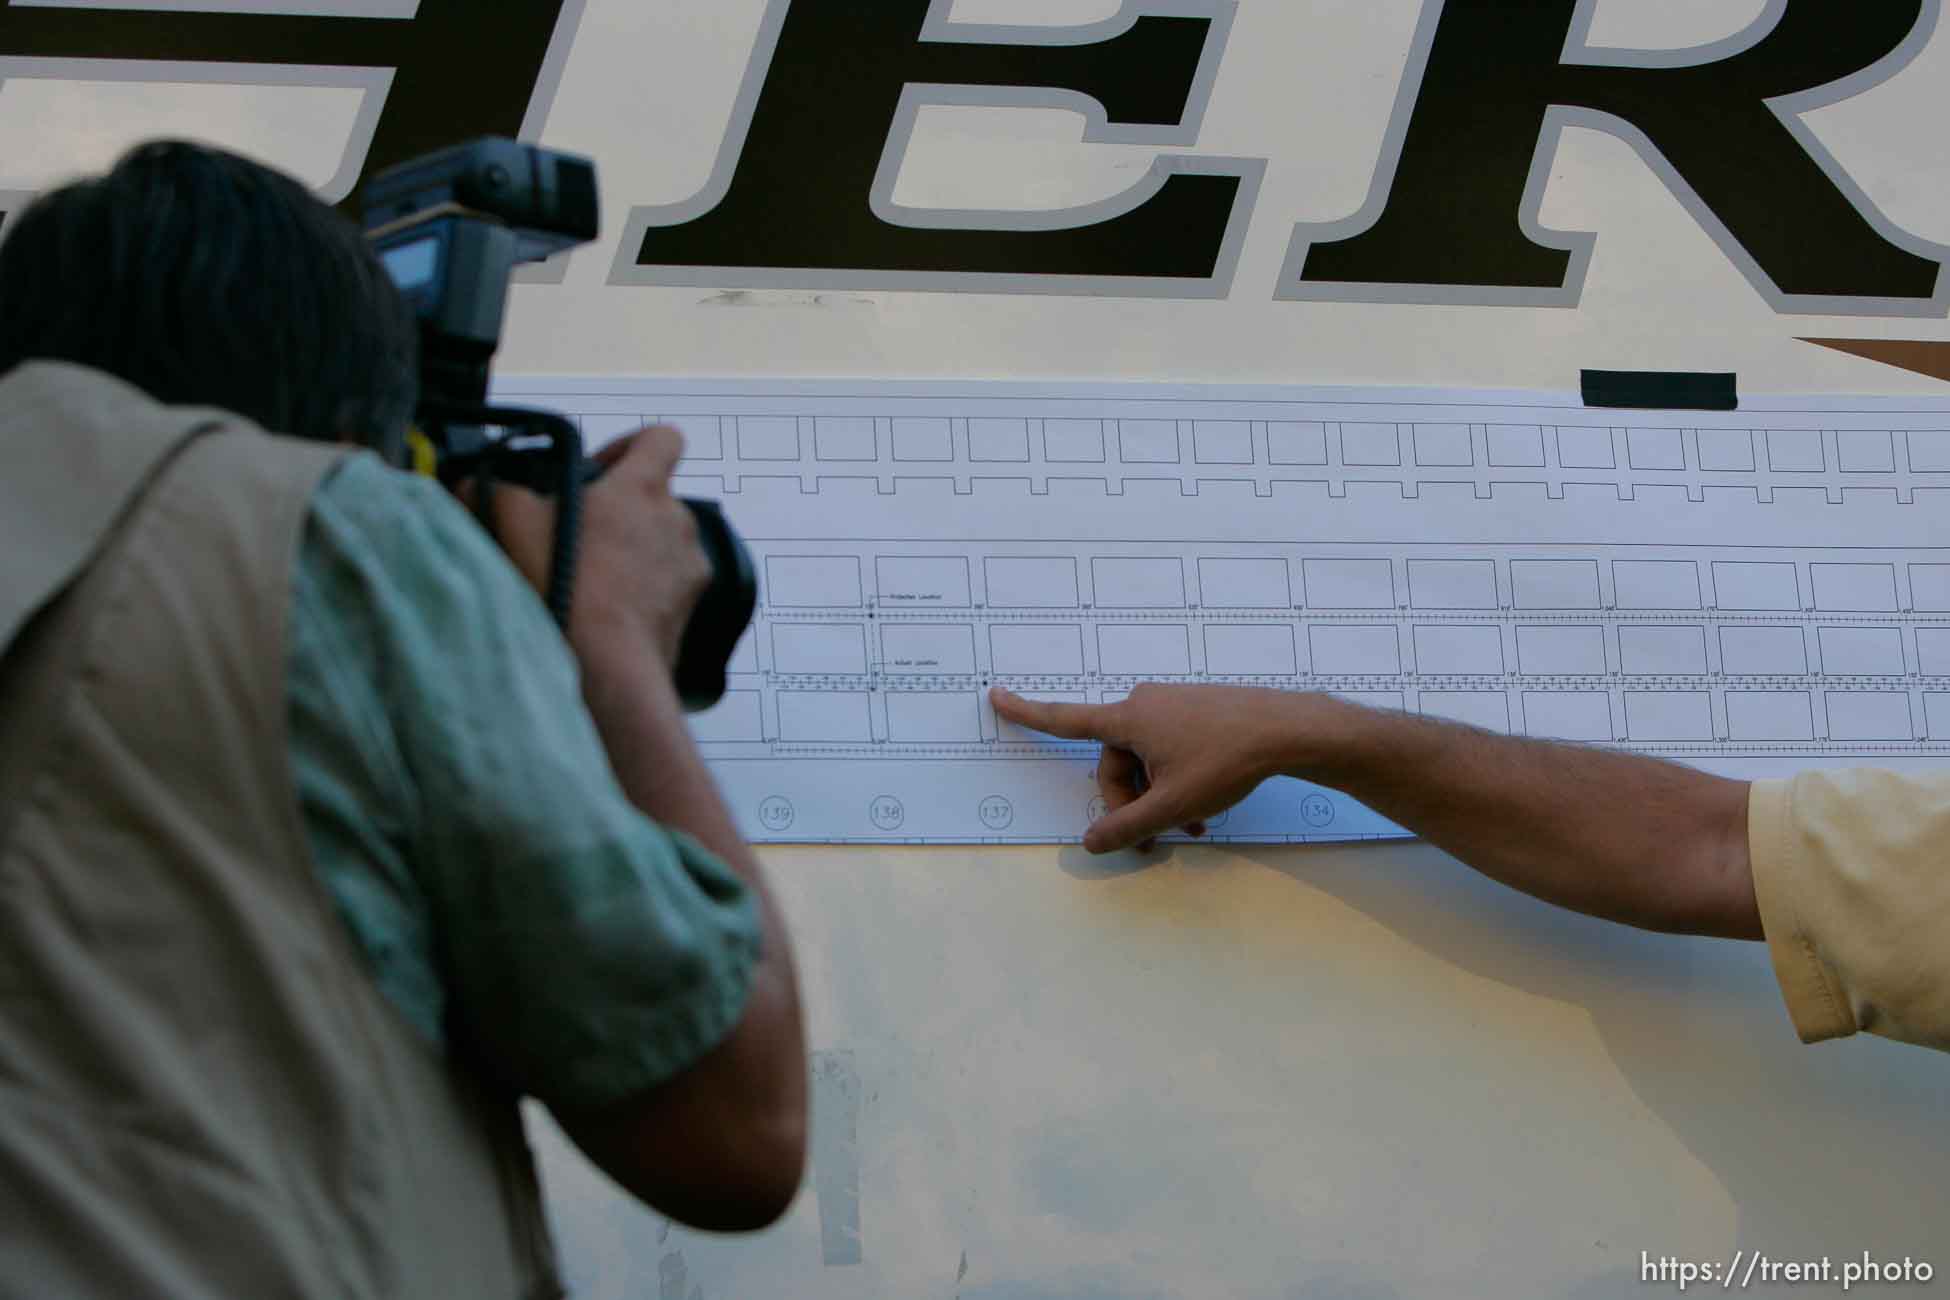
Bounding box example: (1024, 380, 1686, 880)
(509, 6, 1949, 1295)
(531, 843, 1947, 1299)
(6, 2, 1946, 1295)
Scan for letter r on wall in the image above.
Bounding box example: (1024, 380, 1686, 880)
(1280, 0, 1949, 316)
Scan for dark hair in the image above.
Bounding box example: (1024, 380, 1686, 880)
(0, 139, 417, 455)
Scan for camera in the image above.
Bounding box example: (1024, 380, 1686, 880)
(361, 138, 754, 711)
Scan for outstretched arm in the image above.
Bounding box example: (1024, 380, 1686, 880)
(992, 685, 1758, 940)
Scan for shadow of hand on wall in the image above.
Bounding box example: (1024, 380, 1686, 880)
(1054, 842, 1160, 880)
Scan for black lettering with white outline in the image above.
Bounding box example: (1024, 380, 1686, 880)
(1282, 0, 1950, 315)
(613, 0, 1263, 299)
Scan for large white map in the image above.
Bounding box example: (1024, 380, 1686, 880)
(495, 377, 1950, 845)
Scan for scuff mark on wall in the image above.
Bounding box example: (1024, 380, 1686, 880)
(811, 1048, 864, 1266)
(658, 1248, 688, 1300)
(697, 288, 876, 309)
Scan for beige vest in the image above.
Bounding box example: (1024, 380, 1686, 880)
(0, 362, 561, 1299)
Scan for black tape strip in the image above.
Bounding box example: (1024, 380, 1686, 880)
(1581, 369, 1737, 411)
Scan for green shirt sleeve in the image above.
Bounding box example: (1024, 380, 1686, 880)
(286, 453, 760, 1111)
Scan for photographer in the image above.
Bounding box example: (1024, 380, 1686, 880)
(0, 140, 805, 1297)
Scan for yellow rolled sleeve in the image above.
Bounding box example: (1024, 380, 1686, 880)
(1748, 771, 1950, 1052)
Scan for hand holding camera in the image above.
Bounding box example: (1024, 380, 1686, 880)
(465, 424, 709, 672)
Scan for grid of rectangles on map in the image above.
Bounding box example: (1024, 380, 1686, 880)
(495, 379, 1950, 844)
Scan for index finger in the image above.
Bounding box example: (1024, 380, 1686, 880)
(990, 687, 1121, 743)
